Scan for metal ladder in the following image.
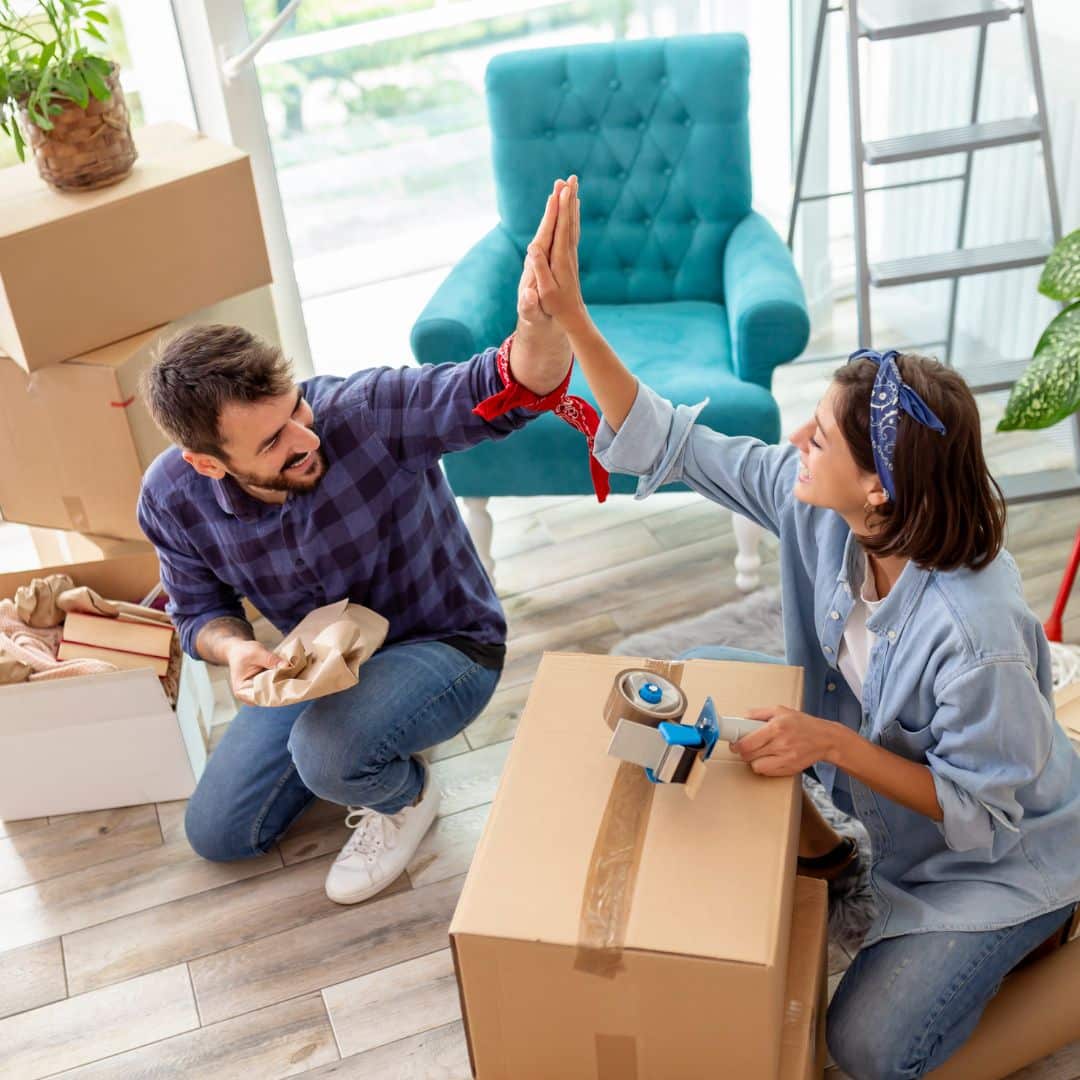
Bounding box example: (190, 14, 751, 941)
(788, 0, 1073, 500)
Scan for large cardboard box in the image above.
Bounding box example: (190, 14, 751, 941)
(0, 532, 209, 819)
(0, 524, 159, 604)
(0, 286, 278, 540)
(0, 661, 208, 820)
(451, 652, 805, 1080)
(780, 877, 829, 1080)
(0, 123, 272, 371)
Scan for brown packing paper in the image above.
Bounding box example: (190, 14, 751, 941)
(0, 654, 32, 685)
(234, 600, 389, 708)
(14, 574, 74, 627)
(57, 586, 172, 626)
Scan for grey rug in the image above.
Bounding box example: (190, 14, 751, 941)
(610, 586, 876, 952)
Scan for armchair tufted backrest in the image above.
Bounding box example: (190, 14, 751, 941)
(486, 34, 751, 306)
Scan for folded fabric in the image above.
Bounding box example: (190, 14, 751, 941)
(0, 599, 116, 682)
(234, 600, 389, 708)
(14, 573, 75, 628)
(0, 653, 32, 686)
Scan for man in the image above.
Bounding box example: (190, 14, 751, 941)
(138, 181, 577, 904)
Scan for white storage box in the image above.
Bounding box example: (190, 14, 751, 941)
(0, 657, 211, 820)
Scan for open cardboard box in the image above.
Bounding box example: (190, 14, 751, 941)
(0, 529, 210, 819)
(450, 651, 810, 1079)
(0, 286, 278, 540)
(0, 124, 271, 372)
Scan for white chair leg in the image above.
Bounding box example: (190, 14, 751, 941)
(464, 497, 495, 580)
(732, 511, 763, 593)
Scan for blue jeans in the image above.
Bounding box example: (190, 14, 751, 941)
(681, 645, 1077, 1078)
(184, 640, 500, 861)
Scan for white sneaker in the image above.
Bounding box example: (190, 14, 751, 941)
(324, 769, 442, 905)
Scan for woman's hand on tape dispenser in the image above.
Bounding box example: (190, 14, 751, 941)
(731, 706, 840, 776)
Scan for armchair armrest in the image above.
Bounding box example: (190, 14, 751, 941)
(723, 212, 810, 388)
(410, 225, 523, 366)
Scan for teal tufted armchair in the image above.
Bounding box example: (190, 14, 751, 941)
(410, 34, 809, 588)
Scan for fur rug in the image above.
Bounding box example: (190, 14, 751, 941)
(611, 586, 876, 951)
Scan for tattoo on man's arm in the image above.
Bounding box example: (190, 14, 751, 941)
(195, 616, 254, 666)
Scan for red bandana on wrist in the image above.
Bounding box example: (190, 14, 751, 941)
(474, 333, 610, 502)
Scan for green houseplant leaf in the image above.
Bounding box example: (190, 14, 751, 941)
(998, 302, 1080, 431)
(1039, 229, 1080, 302)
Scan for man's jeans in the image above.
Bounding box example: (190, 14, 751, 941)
(184, 640, 500, 862)
(681, 644, 1077, 1079)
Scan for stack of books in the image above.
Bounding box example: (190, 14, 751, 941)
(57, 611, 174, 677)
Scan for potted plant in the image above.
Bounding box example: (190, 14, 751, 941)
(998, 229, 1080, 433)
(0, 0, 136, 190)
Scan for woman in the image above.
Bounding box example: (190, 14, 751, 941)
(528, 178, 1080, 1079)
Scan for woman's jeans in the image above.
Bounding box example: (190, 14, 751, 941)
(682, 644, 1077, 1080)
(184, 640, 500, 862)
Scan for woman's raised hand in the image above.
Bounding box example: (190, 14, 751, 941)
(529, 175, 587, 333)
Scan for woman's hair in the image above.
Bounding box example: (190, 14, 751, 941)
(832, 353, 1006, 571)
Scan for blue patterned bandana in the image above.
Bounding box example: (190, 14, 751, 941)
(848, 348, 947, 501)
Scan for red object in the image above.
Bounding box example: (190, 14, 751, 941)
(110, 396, 136, 408)
(1045, 524, 1080, 642)
(474, 333, 610, 502)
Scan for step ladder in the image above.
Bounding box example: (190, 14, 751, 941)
(788, 0, 1074, 501)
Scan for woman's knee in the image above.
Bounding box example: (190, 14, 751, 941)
(827, 1001, 920, 1080)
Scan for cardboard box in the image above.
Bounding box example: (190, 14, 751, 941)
(450, 652, 805, 1080)
(0, 525, 159, 604)
(927, 928, 1080, 1078)
(0, 123, 272, 371)
(780, 877, 829, 1080)
(0, 286, 278, 540)
(0, 659, 208, 819)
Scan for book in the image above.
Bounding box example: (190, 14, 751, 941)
(61, 611, 174, 659)
(56, 641, 171, 677)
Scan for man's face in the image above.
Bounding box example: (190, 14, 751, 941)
(212, 387, 326, 494)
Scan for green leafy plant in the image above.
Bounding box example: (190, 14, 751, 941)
(0, 0, 115, 161)
(998, 229, 1080, 432)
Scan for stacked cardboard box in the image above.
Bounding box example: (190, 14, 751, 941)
(0, 124, 277, 817)
(451, 652, 826, 1079)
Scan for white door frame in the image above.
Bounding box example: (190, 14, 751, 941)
(170, 0, 313, 377)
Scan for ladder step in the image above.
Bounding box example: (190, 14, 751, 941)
(863, 117, 1041, 165)
(956, 356, 1032, 393)
(858, 0, 1017, 41)
(870, 240, 1051, 287)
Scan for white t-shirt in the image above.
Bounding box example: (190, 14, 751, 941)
(837, 550, 886, 701)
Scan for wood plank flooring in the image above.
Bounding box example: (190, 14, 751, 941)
(2, 356, 1080, 1075)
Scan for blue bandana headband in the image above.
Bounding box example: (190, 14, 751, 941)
(848, 348, 947, 502)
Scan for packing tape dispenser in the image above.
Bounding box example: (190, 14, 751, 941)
(603, 668, 765, 784)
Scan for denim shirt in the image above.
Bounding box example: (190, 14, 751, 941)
(594, 382, 1080, 945)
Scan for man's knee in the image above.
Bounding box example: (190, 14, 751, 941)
(184, 792, 262, 862)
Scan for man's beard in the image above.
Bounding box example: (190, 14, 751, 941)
(227, 447, 327, 494)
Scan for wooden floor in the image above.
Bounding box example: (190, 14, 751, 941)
(2, 358, 1080, 1077)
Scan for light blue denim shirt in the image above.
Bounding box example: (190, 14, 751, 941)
(594, 382, 1080, 945)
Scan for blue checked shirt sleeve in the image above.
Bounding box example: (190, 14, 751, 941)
(361, 348, 534, 471)
(592, 380, 799, 535)
(927, 660, 1055, 853)
(137, 489, 246, 659)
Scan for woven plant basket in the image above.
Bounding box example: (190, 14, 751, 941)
(19, 64, 137, 192)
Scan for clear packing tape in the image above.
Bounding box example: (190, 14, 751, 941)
(576, 658, 686, 979)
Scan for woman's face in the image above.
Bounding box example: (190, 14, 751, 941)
(789, 382, 886, 517)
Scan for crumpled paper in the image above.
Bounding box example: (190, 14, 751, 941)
(0, 653, 32, 685)
(14, 574, 75, 628)
(234, 600, 389, 708)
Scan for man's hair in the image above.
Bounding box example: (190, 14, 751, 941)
(142, 324, 294, 457)
(832, 352, 1006, 572)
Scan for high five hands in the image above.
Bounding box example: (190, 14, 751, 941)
(518, 176, 588, 336)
